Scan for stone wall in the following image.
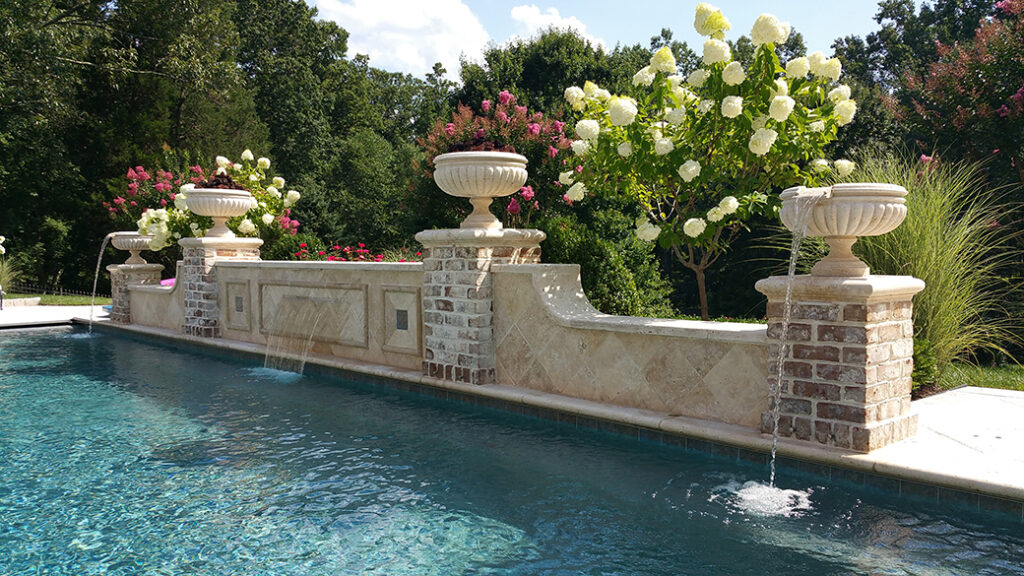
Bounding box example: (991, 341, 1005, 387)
(129, 263, 185, 332)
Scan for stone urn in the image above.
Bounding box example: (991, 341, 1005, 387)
(780, 182, 908, 277)
(185, 188, 254, 238)
(433, 151, 528, 229)
(109, 231, 154, 265)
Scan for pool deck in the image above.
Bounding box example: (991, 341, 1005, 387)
(7, 309, 1023, 515)
(0, 304, 107, 329)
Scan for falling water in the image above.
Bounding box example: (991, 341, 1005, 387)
(769, 188, 827, 487)
(263, 305, 328, 375)
(88, 233, 116, 334)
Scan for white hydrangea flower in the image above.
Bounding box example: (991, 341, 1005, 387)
(786, 56, 810, 78)
(265, 185, 279, 197)
(678, 159, 701, 182)
(808, 120, 826, 132)
(694, 3, 730, 38)
(667, 74, 683, 87)
(751, 14, 791, 46)
(835, 99, 857, 125)
(673, 86, 697, 106)
(722, 61, 745, 85)
(719, 196, 740, 214)
(633, 66, 656, 86)
(180, 183, 195, 192)
(749, 128, 778, 156)
(262, 213, 275, 226)
(810, 158, 830, 172)
(707, 206, 725, 222)
(241, 149, 254, 162)
(583, 80, 599, 97)
(617, 142, 633, 157)
(650, 46, 677, 74)
(821, 58, 842, 82)
(273, 176, 285, 188)
(237, 218, 256, 235)
(566, 182, 586, 201)
(216, 166, 227, 176)
(571, 139, 591, 155)
(654, 138, 675, 155)
(233, 163, 243, 171)
(687, 69, 711, 88)
(558, 171, 575, 185)
(752, 115, 769, 130)
(248, 173, 259, 181)
(174, 193, 188, 211)
(807, 51, 828, 76)
(564, 86, 585, 109)
(683, 217, 707, 238)
(215, 156, 230, 168)
(286, 190, 300, 204)
(834, 159, 856, 177)
(608, 97, 638, 126)
(697, 99, 714, 114)
(828, 85, 851, 103)
(702, 39, 731, 65)
(666, 107, 687, 125)
(576, 119, 600, 141)
(721, 95, 743, 118)
(249, 196, 258, 210)
(636, 221, 661, 242)
(595, 88, 611, 101)
(769, 95, 796, 122)
(770, 78, 789, 98)
(258, 157, 271, 169)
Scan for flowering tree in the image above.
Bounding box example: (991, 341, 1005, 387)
(108, 150, 301, 251)
(563, 3, 858, 319)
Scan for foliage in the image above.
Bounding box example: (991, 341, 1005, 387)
(0, 255, 19, 293)
(841, 153, 1021, 380)
(940, 363, 1024, 392)
(262, 233, 325, 261)
(565, 5, 858, 319)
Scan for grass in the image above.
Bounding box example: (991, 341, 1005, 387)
(940, 363, 1024, 392)
(3, 293, 111, 306)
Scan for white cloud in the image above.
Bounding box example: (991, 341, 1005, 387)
(314, 0, 490, 77)
(508, 5, 605, 50)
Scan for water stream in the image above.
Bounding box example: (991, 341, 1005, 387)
(263, 304, 328, 375)
(768, 188, 827, 487)
(88, 233, 115, 334)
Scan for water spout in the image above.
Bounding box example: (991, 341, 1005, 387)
(89, 232, 116, 334)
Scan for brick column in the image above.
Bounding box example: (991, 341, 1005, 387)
(178, 237, 262, 338)
(106, 263, 163, 323)
(755, 275, 925, 452)
(415, 228, 545, 385)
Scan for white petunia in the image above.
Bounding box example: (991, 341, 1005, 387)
(633, 66, 656, 86)
(654, 138, 675, 155)
(683, 217, 707, 238)
(721, 95, 743, 118)
(608, 97, 638, 126)
(687, 69, 711, 88)
(174, 193, 189, 211)
(703, 39, 731, 65)
(566, 182, 586, 201)
(722, 61, 746, 85)
(834, 159, 856, 177)
(678, 159, 701, 182)
(749, 128, 778, 156)
(576, 119, 600, 141)
(769, 95, 796, 122)
(719, 196, 740, 214)
(617, 142, 633, 157)
(786, 56, 810, 78)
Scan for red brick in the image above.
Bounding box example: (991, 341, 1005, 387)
(842, 304, 867, 322)
(793, 417, 812, 440)
(768, 322, 812, 341)
(793, 344, 840, 361)
(791, 380, 841, 401)
(817, 402, 867, 422)
(779, 397, 812, 415)
(784, 361, 813, 378)
(816, 363, 867, 384)
(818, 325, 867, 344)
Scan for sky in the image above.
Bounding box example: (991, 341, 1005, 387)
(307, 0, 885, 79)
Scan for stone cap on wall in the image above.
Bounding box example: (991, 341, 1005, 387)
(756, 275, 925, 304)
(178, 237, 264, 250)
(216, 261, 423, 271)
(416, 228, 546, 248)
(494, 263, 768, 344)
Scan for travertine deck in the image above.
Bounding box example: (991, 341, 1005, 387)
(0, 304, 107, 328)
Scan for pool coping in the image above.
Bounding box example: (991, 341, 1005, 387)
(82, 318, 1024, 519)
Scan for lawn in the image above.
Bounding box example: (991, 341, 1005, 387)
(940, 364, 1024, 392)
(3, 293, 112, 306)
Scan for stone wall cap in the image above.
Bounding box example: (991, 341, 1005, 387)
(416, 228, 546, 247)
(217, 260, 423, 271)
(106, 263, 165, 272)
(178, 237, 264, 249)
(755, 274, 925, 303)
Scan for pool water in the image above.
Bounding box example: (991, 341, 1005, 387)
(1, 327, 1022, 575)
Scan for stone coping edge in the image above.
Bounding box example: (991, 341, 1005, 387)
(495, 263, 768, 344)
(1, 297, 41, 307)
(76, 319, 1024, 515)
(216, 261, 424, 271)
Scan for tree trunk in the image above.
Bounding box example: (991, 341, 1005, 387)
(695, 267, 709, 321)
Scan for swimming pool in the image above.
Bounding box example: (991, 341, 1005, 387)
(1, 327, 1022, 575)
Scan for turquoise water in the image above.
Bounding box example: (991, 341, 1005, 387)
(1, 327, 1022, 575)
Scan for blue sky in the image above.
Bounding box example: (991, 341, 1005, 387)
(308, 0, 885, 79)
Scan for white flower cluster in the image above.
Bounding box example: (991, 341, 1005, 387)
(721, 96, 743, 118)
(703, 38, 731, 65)
(834, 159, 856, 177)
(283, 190, 300, 207)
(635, 216, 661, 242)
(683, 217, 707, 238)
(750, 14, 791, 47)
(749, 128, 778, 156)
(687, 69, 710, 88)
(677, 159, 701, 182)
(566, 182, 587, 201)
(706, 196, 739, 223)
(608, 97, 638, 126)
(722, 61, 745, 86)
(694, 3, 731, 38)
(808, 51, 842, 82)
(137, 209, 175, 250)
(0, 235, 6, 255)
(769, 95, 795, 122)
(786, 56, 809, 78)
(649, 46, 677, 74)
(564, 86, 586, 110)
(576, 119, 600, 141)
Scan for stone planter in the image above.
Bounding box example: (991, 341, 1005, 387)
(433, 151, 528, 229)
(109, 231, 154, 264)
(780, 182, 908, 277)
(185, 188, 254, 238)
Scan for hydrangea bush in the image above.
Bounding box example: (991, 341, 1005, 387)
(562, 3, 858, 319)
(108, 150, 301, 250)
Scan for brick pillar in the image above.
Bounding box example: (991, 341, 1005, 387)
(178, 237, 262, 338)
(415, 228, 545, 385)
(106, 263, 163, 323)
(755, 275, 925, 452)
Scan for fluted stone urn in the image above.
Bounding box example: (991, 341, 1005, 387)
(109, 231, 154, 265)
(185, 188, 254, 238)
(780, 182, 908, 277)
(433, 151, 528, 229)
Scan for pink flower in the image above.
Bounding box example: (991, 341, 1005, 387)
(113, 196, 125, 205)
(554, 121, 565, 133)
(159, 199, 167, 207)
(575, 165, 583, 173)
(520, 185, 535, 201)
(993, 148, 1000, 154)
(129, 201, 137, 207)
(996, 0, 1013, 12)
(528, 123, 541, 135)
(444, 123, 456, 136)
(563, 194, 573, 205)
(998, 105, 1010, 118)
(318, 250, 326, 255)
(533, 200, 539, 210)
(474, 128, 486, 139)
(299, 242, 307, 248)
(1012, 88, 1024, 104)
(290, 220, 299, 228)
(481, 100, 492, 112)
(507, 197, 521, 214)
(548, 146, 559, 158)
(920, 154, 933, 164)
(514, 105, 527, 115)
(126, 168, 138, 180)
(498, 90, 514, 105)
(190, 165, 204, 174)
(497, 111, 510, 123)
(333, 245, 341, 250)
